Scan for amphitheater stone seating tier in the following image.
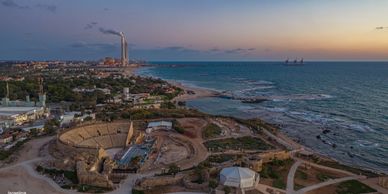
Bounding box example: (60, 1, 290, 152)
(59, 122, 131, 149)
(77, 127, 92, 139)
(110, 134, 128, 147)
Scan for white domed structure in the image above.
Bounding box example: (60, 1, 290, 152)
(220, 167, 259, 188)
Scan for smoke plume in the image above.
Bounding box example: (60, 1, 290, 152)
(99, 27, 121, 36)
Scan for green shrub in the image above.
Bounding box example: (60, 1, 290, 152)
(202, 123, 222, 139)
(273, 178, 286, 189)
(204, 136, 273, 151)
(336, 180, 376, 194)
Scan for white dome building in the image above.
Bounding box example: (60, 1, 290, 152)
(220, 167, 259, 188)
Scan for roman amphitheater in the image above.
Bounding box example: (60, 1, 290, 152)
(58, 122, 133, 150)
(45, 120, 207, 191)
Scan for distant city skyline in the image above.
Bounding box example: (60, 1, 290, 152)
(1, 0, 388, 61)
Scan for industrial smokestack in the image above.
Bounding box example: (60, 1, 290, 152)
(120, 32, 128, 66)
(99, 28, 128, 66)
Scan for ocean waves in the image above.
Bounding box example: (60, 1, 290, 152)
(145, 61, 388, 174)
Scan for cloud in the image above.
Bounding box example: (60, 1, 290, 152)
(209, 48, 221, 52)
(1, 0, 29, 9)
(376, 26, 388, 30)
(1, 1, 57, 13)
(160, 46, 204, 54)
(223, 48, 256, 54)
(84, 22, 98, 30)
(99, 27, 121, 36)
(36, 3, 57, 13)
(69, 42, 117, 50)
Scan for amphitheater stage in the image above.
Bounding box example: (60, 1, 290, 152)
(105, 148, 123, 159)
(118, 139, 155, 166)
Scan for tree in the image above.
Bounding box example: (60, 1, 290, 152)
(44, 119, 60, 134)
(209, 179, 218, 189)
(224, 186, 231, 194)
(168, 163, 180, 176)
(30, 128, 39, 137)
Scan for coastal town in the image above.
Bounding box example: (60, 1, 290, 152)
(0, 60, 387, 194)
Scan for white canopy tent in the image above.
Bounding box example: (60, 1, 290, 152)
(220, 167, 258, 188)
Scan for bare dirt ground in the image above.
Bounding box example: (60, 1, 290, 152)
(208, 117, 253, 139)
(142, 118, 209, 173)
(0, 135, 66, 194)
(157, 137, 189, 165)
(0, 166, 64, 194)
(14, 136, 54, 164)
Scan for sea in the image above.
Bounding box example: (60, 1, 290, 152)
(136, 61, 388, 174)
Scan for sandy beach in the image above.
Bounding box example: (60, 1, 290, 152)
(132, 64, 219, 101)
(169, 80, 220, 102)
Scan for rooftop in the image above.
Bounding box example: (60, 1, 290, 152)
(0, 107, 44, 116)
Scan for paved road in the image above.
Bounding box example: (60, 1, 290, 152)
(286, 160, 302, 194)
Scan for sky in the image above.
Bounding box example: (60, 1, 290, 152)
(1, 0, 388, 61)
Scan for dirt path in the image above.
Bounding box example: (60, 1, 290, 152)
(0, 136, 72, 194)
(286, 161, 302, 193)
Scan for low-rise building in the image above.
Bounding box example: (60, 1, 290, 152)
(0, 133, 13, 144)
(146, 121, 172, 133)
(0, 106, 48, 128)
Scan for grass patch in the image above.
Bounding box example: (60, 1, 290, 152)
(204, 136, 273, 152)
(297, 154, 378, 178)
(261, 159, 294, 179)
(36, 165, 78, 184)
(202, 123, 222, 139)
(316, 173, 333, 182)
(336, 180, 376, 194)
(261, 165, 279, 179)
(0, 151, 11, 160)
(272, 178, 286, 189)
(132, 189, 145, 194)
(0, 138, 29, 161)
(207, 154, 236, 163)
(129, 108, 207, 120)
(296, 170, 308, 180)
(294, 183, 304, 190)
(76, 184, 112, 193)
(172, 120, 185, 134)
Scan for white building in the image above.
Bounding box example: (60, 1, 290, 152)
(0, 106, 48, 128)
(146, 121, 173, 133)
(220, 167, 259, 189)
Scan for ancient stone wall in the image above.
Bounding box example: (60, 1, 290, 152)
(378, 177, 388, 189)
(182, 174, 209, 190)
(138, 174, 184, 188)
(76, 161, 114, 189)
(126, 121, 134, 145)
(246, 158, 263, 172)
(259, 150, 290, 163)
